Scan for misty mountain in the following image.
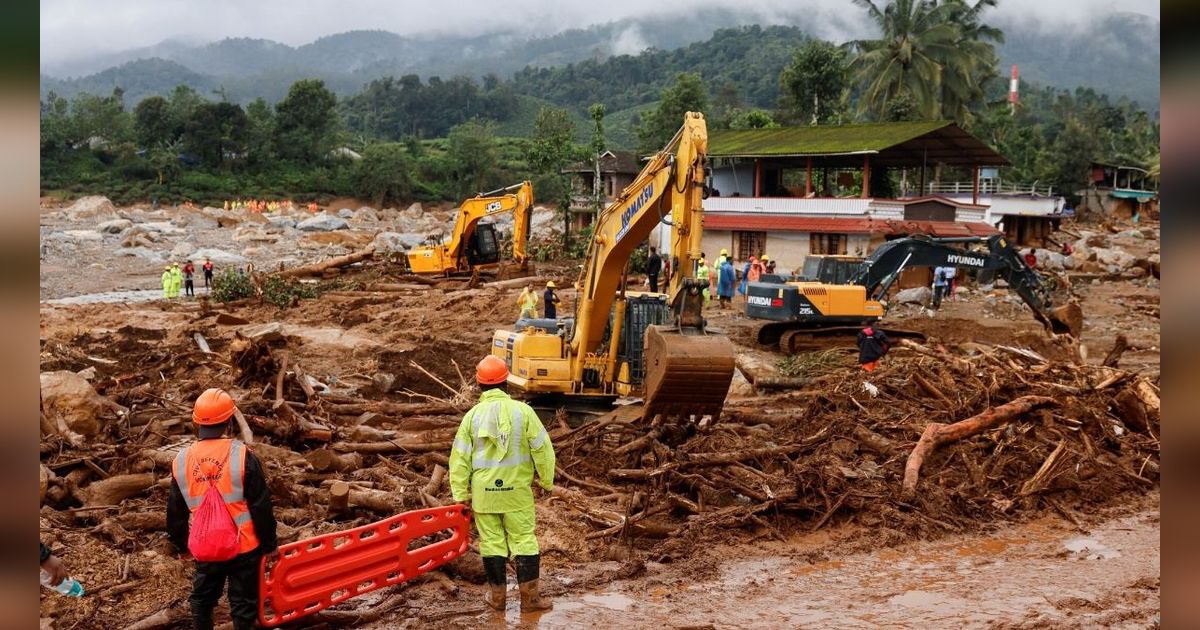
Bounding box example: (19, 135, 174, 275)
(39, 9, 1159, 112)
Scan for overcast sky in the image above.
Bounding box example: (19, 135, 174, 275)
(41, 0, 1160, 69)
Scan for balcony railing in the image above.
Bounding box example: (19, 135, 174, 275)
(922, 180, 1055, 197)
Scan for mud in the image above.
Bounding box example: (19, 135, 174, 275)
(38, 211, 1159, 628)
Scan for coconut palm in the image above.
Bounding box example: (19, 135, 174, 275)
(850, 0, 1001, 124)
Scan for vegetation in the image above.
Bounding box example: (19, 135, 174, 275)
(210, 268, 254, 302)
(40, 1, 1158, 208)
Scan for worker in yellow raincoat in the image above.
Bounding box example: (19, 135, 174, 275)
(169, 262, 183, 299)
(450, 356, 555, 613)
(517, 284, 538, 321)
(161, 266, 172, 299)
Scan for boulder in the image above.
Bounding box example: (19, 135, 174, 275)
(40, 370, 123, 438)
(118, 247, 167, 262)
(238, 322, 284, 342)
(139, 221, 186, 236)
(893, 286, 931, 305)
(354, 207, 380, 222)
(404, 203, 424, 218)
(1094, 247, 1136, 270)
(337, 208, 355, 219)
(97, 219, 133, 234)
(267, 216, 296, 230)
(1085, 234, 1110, 248)
(64, 196, 116, 220)
(373, 231, 424, 253)
(170, 242, 196, 259)
(190, 248, 247, 265)
(172, 212, 220, 230)
(1140, 228, 1158, 240)
(297, 212, 349, 232)
(51, 230, 103, 242)
(1035, 250, 1071, 271)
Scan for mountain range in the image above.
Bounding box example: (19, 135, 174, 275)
(40, 9, 1159, 113)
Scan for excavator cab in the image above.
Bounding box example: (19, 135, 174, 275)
(465, 223, 501, 267)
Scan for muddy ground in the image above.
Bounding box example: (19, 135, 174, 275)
(39, 207, 1159, 629)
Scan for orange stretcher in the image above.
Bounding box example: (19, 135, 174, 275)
(258, 504, 471, 627)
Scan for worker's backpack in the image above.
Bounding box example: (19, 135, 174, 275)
(187, 460, 240, 562)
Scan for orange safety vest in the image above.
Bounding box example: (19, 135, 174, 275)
(172, 438, 260, 555)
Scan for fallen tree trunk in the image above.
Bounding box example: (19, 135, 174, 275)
(82, 473, 157, 507)
(1102, 334, 1128, 368)
(304, 448, 363, 472)
(275, 246, 375, 278)
(902, 396, 1057, 498)
(897, 339, 971, 373)
(121, 606, 187, 630)
(323, 401, 464, 416)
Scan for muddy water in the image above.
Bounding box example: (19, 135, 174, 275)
(498, 502, 1159, 629)
(44, 289, 167, 305)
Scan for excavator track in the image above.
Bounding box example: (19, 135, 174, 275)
(761, 323, 926, 356)
(642, 326, 735, 421)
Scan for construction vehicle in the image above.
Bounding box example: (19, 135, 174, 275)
(406, 181, 534, 276)
(794, 254, 865, 285)
(490, 113, 734, 420)
(747, 235, 1083, 354)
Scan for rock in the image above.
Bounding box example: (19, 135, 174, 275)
(1140, 228, 1158, 240)
(238, 322, 284, 342)
(297, 212, 349, 232)
(404, 203, 424, 217)
(1085, 234, 1110, 248)
(1035, 250, 1071, 271)
(1127, 267, 1148, 278)
(267, 216, 296, 230)
(171, 242, 196, 258)
(41, 370, 123, 438)
(354, 207, 380, 222)
(64, 195, 115, 220)
(48, 230, 103, 242)
(139, 221, 186, 236)
(371, 372, 396, 394)
(337, 208, 355, 219)
(172, 212, 220, 230)
(372, 231, 424, 253)
(216, 313, 250, 325)
(97, 219, 133, 234)
(1119, 229, 1145, 240)
(190, 248, 247, 265)
(232, 227, 278, 243)
(893, 286, 931, 305)
(118, 247, 166, 262)
(1094, 247, 1136, 270)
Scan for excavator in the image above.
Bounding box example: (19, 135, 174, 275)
(490, 113, 734, 420)
(747, 235, 1083, 355)
(406, 181, 534, 276)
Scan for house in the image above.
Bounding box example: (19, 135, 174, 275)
(699, 120, 1064, 272)
(562, 150, 641, 231)
(1077, 161, 1159, 220)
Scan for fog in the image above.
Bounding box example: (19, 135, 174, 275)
(41, 0, 1159, 71)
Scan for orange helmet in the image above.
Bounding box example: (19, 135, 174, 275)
(476, 355, 509, 385)
(193, 388, 237, 425)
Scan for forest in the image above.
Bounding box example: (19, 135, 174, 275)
(39, 0, 1159, 211)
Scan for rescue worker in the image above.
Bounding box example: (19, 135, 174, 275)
(167, 389, 277, 630)
(717, 256, 735, 308)
(711, 248, 728, 295)
(543, 281, 561, 319)
(748, 256, 764, 283)
(161, 266, 172, 299)
(738, 256, 755, 299)
(170, 262, 183, 299)
(856, 326, 890, 372)
(517, 284, 538, 321)
(696, 256, 711, 306)
(203, 258, 215, 290)
(450, 356, 555, 613)
(764, 256, 776, 275)
(645, 246, 662, 293)
(182, 260, 196, 297)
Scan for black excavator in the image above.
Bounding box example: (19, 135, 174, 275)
(746, 234, 1083, 354)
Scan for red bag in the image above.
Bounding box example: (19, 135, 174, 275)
(188, 457, 240, 562)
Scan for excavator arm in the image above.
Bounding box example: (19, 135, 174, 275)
(855, 235, 1081, 336)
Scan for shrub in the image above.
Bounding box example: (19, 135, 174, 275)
(262, 275, 319, 309)
(211, 268, 254, 302)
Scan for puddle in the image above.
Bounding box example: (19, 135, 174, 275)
(579, 592, 634, 611)
(1064, 537, 1122, 560)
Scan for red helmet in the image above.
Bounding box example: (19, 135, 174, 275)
(193, 388, 237, 425)
(476, 356, 509, 385)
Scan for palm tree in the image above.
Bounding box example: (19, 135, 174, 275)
(849, 0, 1001, 124)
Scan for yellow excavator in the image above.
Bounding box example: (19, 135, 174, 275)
(407, 181, 534, 276)
(490, 113, 734, 420)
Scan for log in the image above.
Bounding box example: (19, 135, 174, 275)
(1131, 377, 1160, 417)
(349, 488, 403, 513)
(324, 401, 463, 416)
(753, 376, 816, 391)
(331, 440, 451, 454)
(424, 464, 447, 496)
(852, 425, 896, 456)
(275, 246, 376, 278)
(121, 606, 187, 630)
(365, 283, 433, 292)
(329, 481, 350, 514)
(550, 487, 675, 538)
(304, 448, 363, 472)
(1113, 388, 1150, 433)
(897, 339, 971, 373)
(292, 362, 316, 399)
(40, 465, 53, 503)
(108, 512, 167, 531)
(485, 277, 539, 290)
(912, 372, 952, 404)
(83, 473, 157, 507)
(1102, 334, 1128, 368)
(902, 396, 1057, 498)
(395, 274, 441, 286)
(232, 408, 255, 445)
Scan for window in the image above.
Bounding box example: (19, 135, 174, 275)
(810, 233, 848, 255)
(735, 231, 767, 260)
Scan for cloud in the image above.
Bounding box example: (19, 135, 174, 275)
(40, 0, 1160, 69)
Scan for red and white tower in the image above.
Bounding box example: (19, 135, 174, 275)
(1009, 64, 1019, 115)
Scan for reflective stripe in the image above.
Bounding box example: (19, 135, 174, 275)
(452, 437, 472, 454)
(233, 511, 252, 526)
(226, 440, 244, 502)
(471, 401, 529, 469)
(174, 449, 202, 510)
(528, 427, 549, 450)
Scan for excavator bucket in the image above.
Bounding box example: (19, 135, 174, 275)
(642, 325, 735, 421)
(1048, 302, 1084, 338)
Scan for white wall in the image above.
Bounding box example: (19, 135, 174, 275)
(711, 164, 756, 197)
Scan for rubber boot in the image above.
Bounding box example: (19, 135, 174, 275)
(190, 610, 214, 630)
(482, 556, 508, 611)
(515, 555, 552, 612)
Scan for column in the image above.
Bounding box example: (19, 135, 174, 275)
(861, 155, 871, 198)
(972, 165, 980, 205)
(754, 159, 762, 197)
(805, 157, 813, 196)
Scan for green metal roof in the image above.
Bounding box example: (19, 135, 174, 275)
(708, 120, 1009, 166)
